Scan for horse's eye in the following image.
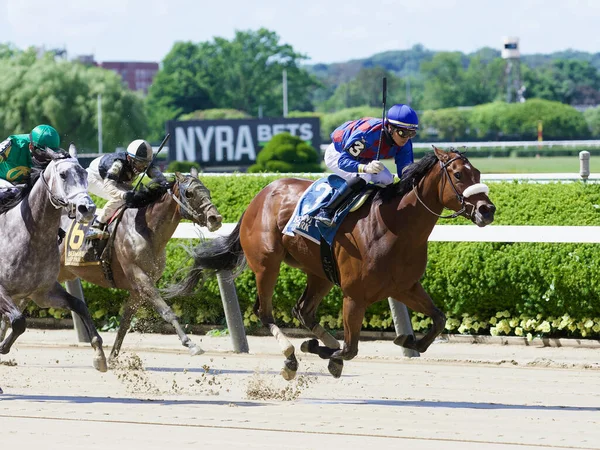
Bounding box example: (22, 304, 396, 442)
(185, 190, 193, 199)
(60, 173, 67, 180)
(454, 172, 461, 180)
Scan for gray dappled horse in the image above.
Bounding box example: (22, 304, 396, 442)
(58, 171, 223, 361)
(0, 145, 107, 372)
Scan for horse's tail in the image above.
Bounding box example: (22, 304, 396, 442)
(162, 215, 246, 298)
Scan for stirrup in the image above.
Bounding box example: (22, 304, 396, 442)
(85, 226, 109, 240)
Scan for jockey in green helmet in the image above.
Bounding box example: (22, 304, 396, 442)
(0, 124, 61, 187)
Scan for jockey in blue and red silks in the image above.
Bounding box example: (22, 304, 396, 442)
(315, 103, 419, 226)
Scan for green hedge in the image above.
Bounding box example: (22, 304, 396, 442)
(37, 175, 600, 339)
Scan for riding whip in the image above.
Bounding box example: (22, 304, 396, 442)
(376, 77, 387, 161)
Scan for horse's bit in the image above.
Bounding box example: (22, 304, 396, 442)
(412, 154, 489, 220)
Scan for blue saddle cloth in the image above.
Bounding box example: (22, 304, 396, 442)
(283, 174, 358, 247)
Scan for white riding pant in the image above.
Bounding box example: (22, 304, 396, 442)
(324, 143, 394, 186)
(87, 158, 127, 224)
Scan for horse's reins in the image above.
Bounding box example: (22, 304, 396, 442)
(169, 181, 213, 223)
(412, 155, 488, 220)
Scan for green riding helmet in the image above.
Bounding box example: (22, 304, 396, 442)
(30, 124, 60, 151)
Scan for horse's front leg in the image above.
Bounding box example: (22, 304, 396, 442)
(130, 270, 204, 356)
(328, 296, 366, 378)
(35, 283, 107, 372)
(109, 297, 137, 361)
(394, 282, 446, 353)
(0, 288, 26, 355)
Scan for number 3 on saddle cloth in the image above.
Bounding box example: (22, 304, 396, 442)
(283, 174, 372, 285)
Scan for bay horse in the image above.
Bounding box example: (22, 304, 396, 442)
(58, 172, 223, 360)
(0, 146, 108, 372)
(167, 147, 496, 379)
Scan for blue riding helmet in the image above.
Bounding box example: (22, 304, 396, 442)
(387, 104, 419, 130)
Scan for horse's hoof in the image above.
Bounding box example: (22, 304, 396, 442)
(189, 345, 205, 356)
(394, 334, 415, 349)
(300, 339, 319, 354)
(281, 366, 297, 381)
(328, 358, 343, 378)
(94, 355, 108, 373)
(0, 386, 3, 394)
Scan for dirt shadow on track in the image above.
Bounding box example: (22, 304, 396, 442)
(300, 398, 600, 412)
(0, 394, 266, 407)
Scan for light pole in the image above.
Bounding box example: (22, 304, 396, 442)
(282, 69, 288, 118)
(97, 94, 103, 153)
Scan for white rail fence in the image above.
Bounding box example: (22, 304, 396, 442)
(68, 166, 599, 357)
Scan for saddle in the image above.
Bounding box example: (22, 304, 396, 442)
(283, 175, 376, 285)
(64, 207, 125, 286)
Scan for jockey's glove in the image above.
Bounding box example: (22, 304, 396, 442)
(123, 190, 136, 206)
(362, 160, 385, 174)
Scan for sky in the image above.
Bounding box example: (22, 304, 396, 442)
(1, 0, 600, 64)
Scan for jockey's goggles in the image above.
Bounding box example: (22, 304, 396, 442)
(394, 127, 417, 139)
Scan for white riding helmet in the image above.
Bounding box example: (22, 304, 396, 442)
(126, 139, 153, 172)
(127, 139, 153, 162)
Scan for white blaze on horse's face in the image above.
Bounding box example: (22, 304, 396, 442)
(47, 158, 96, 223)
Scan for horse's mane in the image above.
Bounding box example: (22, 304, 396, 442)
(376, 151, 439, 203)
(0, 167, 42, 215)
(128, 179, 174, 210)
(376, 149, 466, 203)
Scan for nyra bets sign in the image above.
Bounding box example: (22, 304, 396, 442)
(167, 118, 321, 167)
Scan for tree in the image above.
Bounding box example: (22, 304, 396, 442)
(0, 48, 147, 152)
(421, 52, 468, 109)
(248, 132, 321, 173)
(524, 60, 600, 105)
(146, 29, 318, 140)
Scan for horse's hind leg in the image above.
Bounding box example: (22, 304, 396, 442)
(130, 270, 204, 356)
(33, 283, 107, 372)
(329, 295, 367, 377)
(394, 282, 445, 353)
(0, 287, 26, 355)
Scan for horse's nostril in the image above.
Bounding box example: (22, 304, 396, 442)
(78, 205, 88, 214)
(209, 215, 223, 224)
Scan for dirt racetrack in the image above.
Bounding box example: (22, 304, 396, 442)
(0, 329, 599, 450)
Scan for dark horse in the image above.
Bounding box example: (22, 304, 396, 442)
(58, 172, 222, 360)
(167, 147, 496, 379)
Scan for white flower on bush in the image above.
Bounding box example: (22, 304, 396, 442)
(536, 321, 551, 333)
(515, 327, 524, 336)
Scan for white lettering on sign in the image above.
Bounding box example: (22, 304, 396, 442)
(215, 126, 234, 161)
(257, 124, 271, 142)
(299, 124, 313, 140)
(235, 125, 256, 160)
(175, 127, 196, 161)
(175, 120, 318, 163)
(194, 126, 214, 162)
(272, 124, 286, 135)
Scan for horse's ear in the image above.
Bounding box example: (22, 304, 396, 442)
(175, 171, 185, 182)
(432, 145, 448, 163)
(68, 142, 78, 158)
(190, 167, 199, 178)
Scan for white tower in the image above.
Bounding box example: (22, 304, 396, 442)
(502, 37, 524, 103)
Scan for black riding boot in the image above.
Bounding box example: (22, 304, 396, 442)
(315, 177, 366, 227)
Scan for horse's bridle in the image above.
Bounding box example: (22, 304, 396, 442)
(39, 158, 88, 219)
(169, 178, 213, 224)
(412, 154, 488, 220)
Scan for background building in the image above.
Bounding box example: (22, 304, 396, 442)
(100, 61, 159, 94)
